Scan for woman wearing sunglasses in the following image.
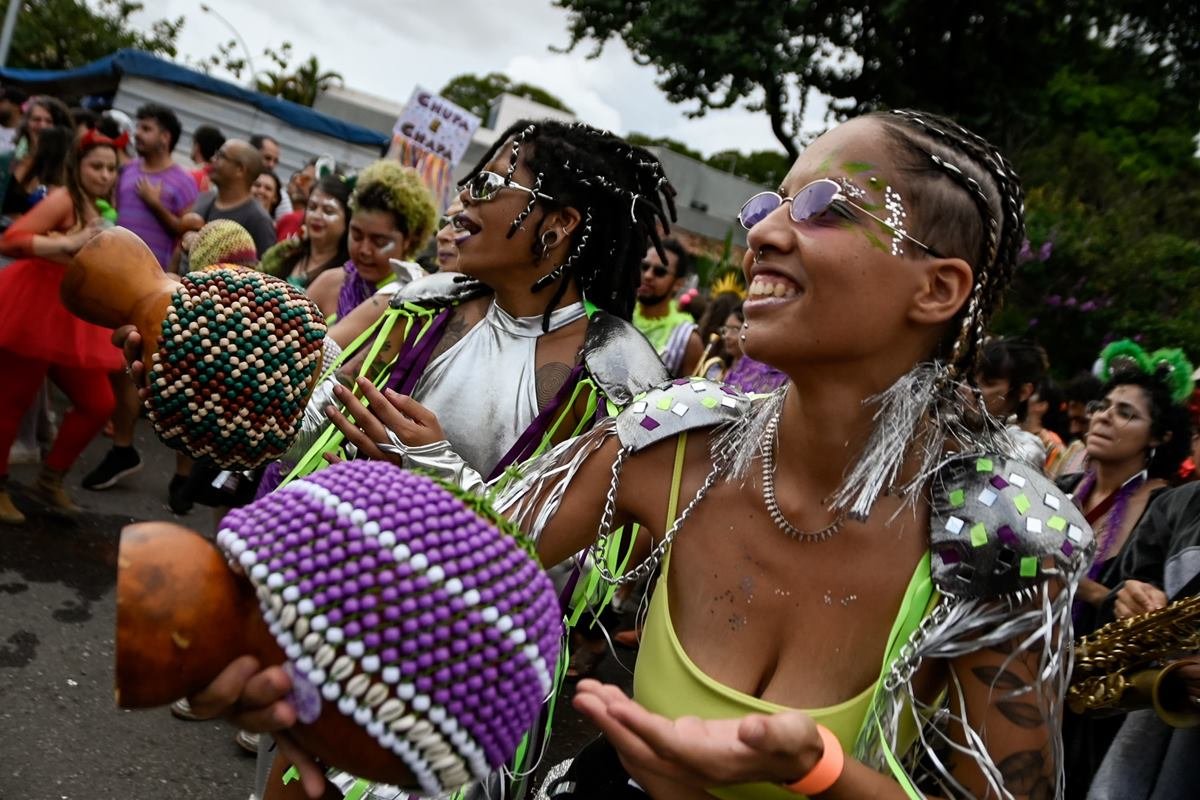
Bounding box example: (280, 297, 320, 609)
(195, 110, 1094, 800)
(1057, 342, 1193, 799)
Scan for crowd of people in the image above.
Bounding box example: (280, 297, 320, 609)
(1, 85, 1199, 800)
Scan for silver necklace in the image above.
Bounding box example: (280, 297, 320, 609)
(761, 407, 846, 542)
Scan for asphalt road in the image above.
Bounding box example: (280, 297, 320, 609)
(0, 422, 635, 800)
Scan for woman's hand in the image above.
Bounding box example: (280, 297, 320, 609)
(325, 377, 446, 463)
(111, 325, 150, 393)
(186, 656, 329, 798)
(1113, 579, 1168, 619)
(60, 219, 105, 255)
(1077, 577, 1110, 608)
(573, 679, 824, 789)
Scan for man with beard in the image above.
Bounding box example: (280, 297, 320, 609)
(632, 237, 701, 377)
(84, 105, 199, 493)
(115, 104, 198, 271)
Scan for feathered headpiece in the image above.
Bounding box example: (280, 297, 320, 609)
(1100, 339, 1195, 405)
(709, 271, 746, 300)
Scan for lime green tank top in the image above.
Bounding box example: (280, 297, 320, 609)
(631, 435, 936, 799)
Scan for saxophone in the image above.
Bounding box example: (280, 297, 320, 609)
(1068, 592, 1200, 715)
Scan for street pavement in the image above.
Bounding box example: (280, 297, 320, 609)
(0, 420, 635, 799)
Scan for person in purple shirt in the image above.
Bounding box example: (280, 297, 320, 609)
(85, 105, 198, 494)
(114, 104, 197, 272)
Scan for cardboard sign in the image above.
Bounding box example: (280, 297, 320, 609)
(392, 87, 481, 166)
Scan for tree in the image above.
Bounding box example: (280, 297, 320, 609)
(705, 149, 790, 187)
(555, 0, 1200, 368)
(625, 132, 702, 162)
(554, 0, 827, 161)
(0, 0, 181, 70)
(439, 72, 574, 121)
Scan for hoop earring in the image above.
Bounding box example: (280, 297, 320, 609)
(540, 230, 560, 253)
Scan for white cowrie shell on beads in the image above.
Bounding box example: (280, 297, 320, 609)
(365, 683, 388, 708)
(389, 714, 417, 733)
(315, 644, 335, 669)
(330, 656, 354, 682)
(346, 674, 370, 698)
(377, 699, 405, 723)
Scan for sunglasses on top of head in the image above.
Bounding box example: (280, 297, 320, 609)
(460, 170, 555, 203)
(737, 178, 943, 258)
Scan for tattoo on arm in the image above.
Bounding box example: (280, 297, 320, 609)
(998, 750, 1047, 794)
(430, 314, 469, 361)
(536, 362, 572, 411)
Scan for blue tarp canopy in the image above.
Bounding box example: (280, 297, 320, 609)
(0, 49, 388, 148)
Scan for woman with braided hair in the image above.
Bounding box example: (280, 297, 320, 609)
(141, 118, 674, 799)
(186, 111, 1091, 800)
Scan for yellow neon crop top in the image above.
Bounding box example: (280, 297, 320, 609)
(631, 435, 936, 799)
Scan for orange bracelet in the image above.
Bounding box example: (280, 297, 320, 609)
(783, 724, 845, 796)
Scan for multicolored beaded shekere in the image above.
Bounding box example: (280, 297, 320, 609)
(146, 268, 327, 469)
(216, 460, 562, 794)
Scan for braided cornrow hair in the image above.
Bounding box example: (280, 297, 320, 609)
(462, 119, 678, 331)
(867, 110, 1025, 383)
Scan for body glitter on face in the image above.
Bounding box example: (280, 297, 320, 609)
(883, 186, 910, 257)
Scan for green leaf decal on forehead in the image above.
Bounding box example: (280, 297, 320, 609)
(842, 161, 877, 174)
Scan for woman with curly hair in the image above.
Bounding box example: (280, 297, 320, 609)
(305, 161, 437, 321)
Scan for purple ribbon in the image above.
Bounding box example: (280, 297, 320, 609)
(487, 363, 586, 481)
(335, 261, 375, 320)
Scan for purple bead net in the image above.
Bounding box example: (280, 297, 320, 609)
(215, 460, 563, 794)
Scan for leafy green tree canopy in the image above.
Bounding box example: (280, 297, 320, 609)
(439, 72, 573, 121)
(1, 0, 181, 70)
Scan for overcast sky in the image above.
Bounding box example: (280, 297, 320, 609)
(133, 0, 827, 158)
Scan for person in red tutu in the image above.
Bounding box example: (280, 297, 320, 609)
(0, 128, 124, 523)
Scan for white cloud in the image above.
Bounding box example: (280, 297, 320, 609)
(133, 0, 822, 159)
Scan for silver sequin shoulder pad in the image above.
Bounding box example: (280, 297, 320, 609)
(582, 311, 671, 407)
(929, 453, 1095, 599)
(387, 271, 491, 309)
(614, 378, 751, 452)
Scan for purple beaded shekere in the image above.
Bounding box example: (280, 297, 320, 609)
(215, 460, 562, 795)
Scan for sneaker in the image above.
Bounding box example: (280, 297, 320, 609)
(170, 697, 203, 721)
(82, 446, 143, 490)
(234, 729, 260, 754)
(168, 474, 193, 515)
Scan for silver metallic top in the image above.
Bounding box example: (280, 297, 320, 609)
(412, 299, 587, 477)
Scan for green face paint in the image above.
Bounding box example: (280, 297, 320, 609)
(864, 230, 888, 253)
(842, 161, 877, 175)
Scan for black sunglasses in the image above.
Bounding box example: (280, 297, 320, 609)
(641, 262, 671, 278)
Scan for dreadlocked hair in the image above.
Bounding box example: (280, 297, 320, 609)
(866, 110, 1025, 384)
(463, 119, 678, 331)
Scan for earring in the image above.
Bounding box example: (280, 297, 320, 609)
(541, 230, 560, 249)
(739, 321, 748, 343)
(1148, 446, 1157, 462)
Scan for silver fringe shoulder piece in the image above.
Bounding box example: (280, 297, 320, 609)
(493, 378, 750, 545)
(855, 452, 1095, 799)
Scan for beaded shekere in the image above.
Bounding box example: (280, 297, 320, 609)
(216, 460, 562, 794)
(146, 267, 327, 469)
